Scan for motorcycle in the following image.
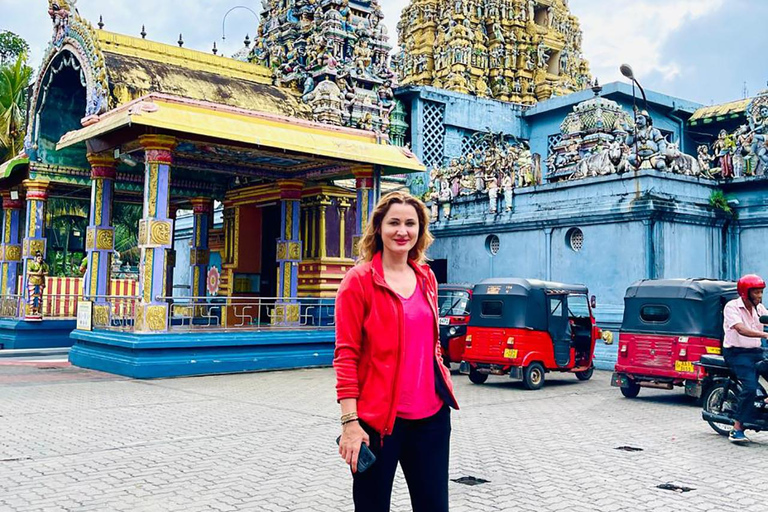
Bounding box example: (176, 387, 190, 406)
(699, 315, 768, 436)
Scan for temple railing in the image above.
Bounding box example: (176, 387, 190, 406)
(162, 296, 336, 333)
(82, 294, 142, 331)
(0, 277, 140, 320)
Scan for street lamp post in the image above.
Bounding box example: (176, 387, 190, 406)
(620, 64, 648, 171)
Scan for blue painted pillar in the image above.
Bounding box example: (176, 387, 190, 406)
(189, 198, 213, 299)
(20, 179, 50, 320)
(353, 166, 376, 257)
(644, 219, 656, 279)
(544, 227, 553, 281)
(0, 192, 24, 301)
(274, 180, 303, 325)
(84, 153, 117, 328)
(136, 135, 176, 332)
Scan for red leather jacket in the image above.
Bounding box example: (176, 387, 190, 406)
(334, 252, 459, 438)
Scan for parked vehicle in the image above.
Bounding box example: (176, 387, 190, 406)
(459, 278, 599, 390)
(699, 354, 768, 436)
(438, 284, 473, 366)
(612, 279, 738, 399)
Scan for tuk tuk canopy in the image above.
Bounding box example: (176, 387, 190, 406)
(470, 278, 589, 331)
(622, 279, 738, 339)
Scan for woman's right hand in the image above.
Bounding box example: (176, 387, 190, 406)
(338, 421, 370, 474)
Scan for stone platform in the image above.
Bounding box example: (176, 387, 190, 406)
(69, 329, 335, 379)
(0, 319, 77, 350)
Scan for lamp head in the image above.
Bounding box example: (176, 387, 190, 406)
(619, 64, 634, 80)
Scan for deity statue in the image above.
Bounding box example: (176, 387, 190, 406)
(353, 38, 373, 74)
(487, 175, 499, 213)
(26, 251, 49, 321)
(502, 172, 514, 212)
(697, 144, 716, 178)
(537, 43, 550, 68)
(439, 180, 453, 220)
(712, 129, 735, 179)
(428, 185, 440, 222)
(624, 111, 668, 171)
(48, 0, 76, 45)
(377, 80, 396, 118)
(734, 125, 756, 177)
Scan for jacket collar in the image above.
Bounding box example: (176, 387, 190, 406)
(371, 251, 430, 287)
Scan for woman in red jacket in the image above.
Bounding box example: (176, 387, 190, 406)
(335, 191, 458, 512)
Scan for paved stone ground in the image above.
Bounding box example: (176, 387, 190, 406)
(1, 361, 767, 512)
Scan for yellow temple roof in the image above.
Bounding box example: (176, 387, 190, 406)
(57, 94, 425, 175)
(98, 31, 312, 119)
(688, 98, 751, 123)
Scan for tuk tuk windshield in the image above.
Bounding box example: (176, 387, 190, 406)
(567, 294, 591, 318)
(438, 290, 471, 317)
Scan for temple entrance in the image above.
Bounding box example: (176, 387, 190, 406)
(259, 204, 280, 297)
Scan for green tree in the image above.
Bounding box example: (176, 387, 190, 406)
(0, 31, 29, 67)
(113, 203, 143, 266)
(0, 52, 33, 162)
(46, 198, 88, 277)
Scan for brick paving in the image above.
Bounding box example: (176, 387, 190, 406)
(1, 361, 767, 512)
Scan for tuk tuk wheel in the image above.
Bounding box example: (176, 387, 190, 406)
(469, 368, 488, 385)
(620, 380, 641, 398)
(576, 367, 594, 381)
(523, 362, 545, 390)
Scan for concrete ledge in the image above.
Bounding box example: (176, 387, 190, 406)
(0, 319, 77, 350)
(69, 329, 335, 379)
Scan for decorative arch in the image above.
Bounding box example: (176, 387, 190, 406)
(25, 7, 110, 160)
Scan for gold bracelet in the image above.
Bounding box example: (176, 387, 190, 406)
(340, 412, 358, 424)
(341, 418, 359, 426)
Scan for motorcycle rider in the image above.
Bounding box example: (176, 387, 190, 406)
(722, 274, 768, 443)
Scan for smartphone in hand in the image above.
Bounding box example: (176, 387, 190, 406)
(336, 435, 376, 473)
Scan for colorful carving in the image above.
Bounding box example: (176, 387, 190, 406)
(397, 0, 591, 104)
(248, 0, 405, 143)
(425, 132, 540, 217)
(26, 252, 48, 321)
(547, 87, 732, 181)
(27, 0, 109, 157)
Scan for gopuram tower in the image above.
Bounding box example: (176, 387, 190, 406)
(396, 0, 591, 104)
(247, 0, 407, 144)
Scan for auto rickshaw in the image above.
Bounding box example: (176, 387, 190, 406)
(438, 283, 473, 366)
(612, 279, 737, 399)
(459, 278, 599, 390)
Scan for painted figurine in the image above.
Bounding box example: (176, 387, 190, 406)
(26, 251, 49, 321)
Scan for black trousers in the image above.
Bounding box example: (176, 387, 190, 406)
(353, 406, 451, 512)
(724, 347, 768, 425)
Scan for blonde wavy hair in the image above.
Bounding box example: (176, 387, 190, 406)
(356, 191, 434, 264)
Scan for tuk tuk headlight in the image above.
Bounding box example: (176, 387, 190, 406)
(449, 327, 457, 336)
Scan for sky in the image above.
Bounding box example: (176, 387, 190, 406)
(1, 0, 765, 106)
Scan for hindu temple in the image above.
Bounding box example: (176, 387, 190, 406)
(0, 0, 420, 376)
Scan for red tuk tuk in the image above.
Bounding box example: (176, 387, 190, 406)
(459, 278, 599, 390)
(438, 284, 473, 366)
(612, 279, 737, 399)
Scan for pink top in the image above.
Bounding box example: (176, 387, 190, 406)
(396, 282, 444, 420)
(723, 298, 768, 349)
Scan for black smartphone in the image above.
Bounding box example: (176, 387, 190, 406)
(336, 436, 376, 473)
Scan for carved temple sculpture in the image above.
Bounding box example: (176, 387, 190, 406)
(242, 0, 408, 145)
(396, 0, 591, 104)
(424, 132, 542, 219)
(548, 83, 707, 181)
